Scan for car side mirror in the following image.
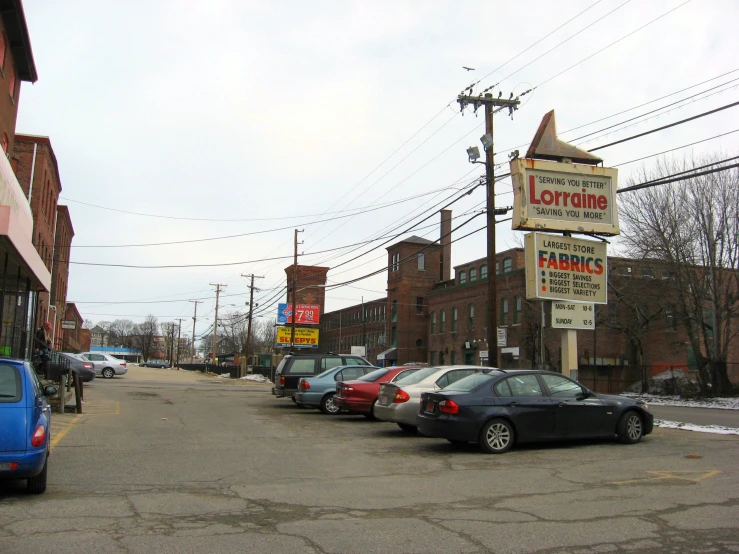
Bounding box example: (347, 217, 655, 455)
(44, 385, 58, 397)
(577, 389, 592, 400)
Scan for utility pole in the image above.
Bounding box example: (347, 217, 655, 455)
(189, 300, 202, 362)
(241, 273, 264, 374)
(458, 92, 520, 367)
(210, 283, 227, 365)
(175, 318, 184, 369)
(290, 229, 303, 352)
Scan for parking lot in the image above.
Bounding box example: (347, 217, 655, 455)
(1, 366, 738, 554)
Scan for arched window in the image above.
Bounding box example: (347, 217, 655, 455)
(417, 253, 425, 270)
(469, 267, 477, 281)
(503, 257, 513, 273)
(500, 298, 509, 325)
(459, 271, 467, 284)
(480, 264, 488, 279)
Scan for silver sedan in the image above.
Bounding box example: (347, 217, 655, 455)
(373, 365, 482, 433)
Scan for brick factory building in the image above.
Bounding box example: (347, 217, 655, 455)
(306, 211, 739, 390)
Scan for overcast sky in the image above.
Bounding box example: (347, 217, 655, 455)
(16, 0, 739, 345)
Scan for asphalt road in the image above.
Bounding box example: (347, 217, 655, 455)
(1, 366, 738, 554)
(650, 405, 739, 428)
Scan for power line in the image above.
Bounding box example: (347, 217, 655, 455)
(617, 162, 739, 194)
(589, 100, 739, 152)
(613, 129, 739, 167)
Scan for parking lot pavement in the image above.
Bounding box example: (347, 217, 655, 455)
(1, 368, 738, 554)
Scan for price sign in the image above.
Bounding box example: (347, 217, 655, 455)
(550, 301, 595, 330)
(277, 303, 321, 324)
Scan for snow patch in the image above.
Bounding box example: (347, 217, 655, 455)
(239, 374, 270, 382)
(654, 419, 739, 435)
(622, 393, 739, 410)
(217, 373, 230, 379)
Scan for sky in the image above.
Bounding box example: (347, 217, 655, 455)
(15, 0, 739, 347)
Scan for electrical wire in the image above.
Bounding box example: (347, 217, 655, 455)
(617, 162, 739, 194)
(613, 130, 739, 167)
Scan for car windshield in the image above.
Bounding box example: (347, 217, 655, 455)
(444, 373, 495, 392)
(394, 366, 440, 386)
(358, 368, 390, 382)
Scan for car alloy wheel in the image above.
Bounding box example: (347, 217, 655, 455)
(479, 418, 514, 454)
(617, 411, 644, 444)
(102, 368, 115, 379)
(320, 394, 340, 415)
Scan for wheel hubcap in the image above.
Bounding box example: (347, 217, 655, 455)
(326, 397, 339, 413)
(486, 423, 510, 450)
(627, 415, 642, 440)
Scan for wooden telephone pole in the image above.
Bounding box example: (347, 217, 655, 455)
(457, 92, 520, 367)
(210, 283, 227, 365)
(290, 229, 303, 352)
(241, 273, 264, 373)
(189, 300, 202, 362)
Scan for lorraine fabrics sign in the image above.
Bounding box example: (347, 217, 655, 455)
(525, 232, 607, 304)
(277, 303, 321, 325)
(276, 327, 319, 348)
(511, 158, 619, 236)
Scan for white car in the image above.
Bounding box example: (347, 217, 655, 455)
(373, 365, 481, 432)
(79, 352, 128, 379)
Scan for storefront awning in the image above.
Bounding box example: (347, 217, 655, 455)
(377, 348, 397, 361)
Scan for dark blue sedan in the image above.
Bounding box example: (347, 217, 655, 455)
(417, 369, 653, 454)
(0, 359, 57, 493)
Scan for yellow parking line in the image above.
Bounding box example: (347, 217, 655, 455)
(50, 414, 83, 451)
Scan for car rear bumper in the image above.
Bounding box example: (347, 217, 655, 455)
(334, 397, 371, 413)
(117, 367, 128, 375)
(0, 449, 47, 480)
(417, 413, 478, 442)
(373, 401, 418, 425)
(272, 387, 297, 398)
(294, 391, 322, 407)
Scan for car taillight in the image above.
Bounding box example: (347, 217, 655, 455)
(0, 462, 19, 470)
(31, 425, 46, 447)
(280, 376, 285, 385)
(83, 363, 93, 369)
(343, 386, 354, 392)
(439, 400, 459, 414)
(300, 380, 310, 390)
(393, 389, 410, 403)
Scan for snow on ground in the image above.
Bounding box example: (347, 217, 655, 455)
(654, 419, 739, 436)
(622, 393, 739, 410)
(239, 374, 270, 382)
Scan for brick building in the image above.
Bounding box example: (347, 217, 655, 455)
(60, 302, 86, 352)
(13, 134, 71, 344)
(0, 0, 37, 157)
(309, 210, 739, 389)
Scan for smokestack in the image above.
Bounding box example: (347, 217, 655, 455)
(440, 209, 452, 281)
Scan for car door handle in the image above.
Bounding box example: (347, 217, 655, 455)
(557, 402, 566, 407)
(505, 401, 518, 407)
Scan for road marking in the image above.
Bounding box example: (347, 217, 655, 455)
(50, 414, 83, 451)
(611, 470, 721, 485)
(81, 400, 120, 415)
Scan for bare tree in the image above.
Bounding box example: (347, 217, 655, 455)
(109, 319, 136, 347)
(217, 311, 249, 353)
(131, 315, 159, 362)
(82, 319, 94, 329)
(160, 322, 178, 362)
(95, 321, 112, 346)
(253, 318, 277, 353)
(619, 155, 739, 394)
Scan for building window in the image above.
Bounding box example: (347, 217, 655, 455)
(8, 68, 16, 100)
(431, 312, 436, 334)
(391, 326, 397, 347)
(500, 298, 509, 325)
(468, 304, 474, 329)
(430, 351, 436, 365)
(451, 351, 457, 365)
(459, 270, 467, 284)
(439, 352, 445, 365)
(391, 300, 398, 322)
(451, 307, 458, 333)
(417, 253, 425, 270)
(390, 252, 400, 272)
(665, 304, 676, 330)
(470, 267, 477, 281)
(641, 267, 654, 279)
(496, 262, 500, 275)
(514, 296, 523, 324)
(481, 264, 488, 279)
(485, 301, 489, 329)
(440, 310, 446, 333)
(416, 296, 424, 315)
(503, 257, 512, 273)
(662, 269, 670, 280)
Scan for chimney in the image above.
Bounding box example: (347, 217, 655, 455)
(440, 209, 452, 281)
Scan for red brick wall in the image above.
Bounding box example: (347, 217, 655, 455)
(0, 17, 21, 156)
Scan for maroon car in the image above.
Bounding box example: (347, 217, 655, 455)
(334, 366, 422, 418)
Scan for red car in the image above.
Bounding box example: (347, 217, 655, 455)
(334, 366, 422, 418)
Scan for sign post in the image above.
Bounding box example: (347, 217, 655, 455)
(515, 110, 619, 377)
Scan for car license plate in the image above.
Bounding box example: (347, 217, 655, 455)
(379, 394, 388, 405)
(426, 401, 434, 412)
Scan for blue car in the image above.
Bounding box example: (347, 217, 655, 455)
(0, 359, 57, 494)
(295, 365, 376, 414)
